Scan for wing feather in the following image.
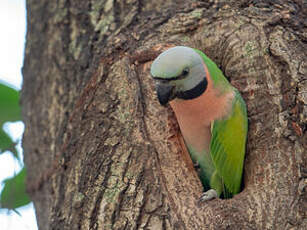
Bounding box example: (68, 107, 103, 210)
(210, 91, 248, 195)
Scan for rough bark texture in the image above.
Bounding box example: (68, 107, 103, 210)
(22, 0, 306, 229)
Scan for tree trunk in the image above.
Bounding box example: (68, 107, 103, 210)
(22, 0, 306, 229)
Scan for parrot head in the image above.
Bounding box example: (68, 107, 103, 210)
(150, 46, 208, 105)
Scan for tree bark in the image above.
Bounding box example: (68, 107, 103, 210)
(22, 0, 306, 229)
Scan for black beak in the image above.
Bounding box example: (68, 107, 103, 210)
(156, 83, 175, 106)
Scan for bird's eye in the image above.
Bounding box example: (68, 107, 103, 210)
(182, 67, 189, 76)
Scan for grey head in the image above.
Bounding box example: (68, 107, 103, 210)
(150, 46, 208, 105)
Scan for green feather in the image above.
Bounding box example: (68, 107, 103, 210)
(194, 49, 248, 197)
(193, 49, 230, 91)
(210, 91, 248, 197)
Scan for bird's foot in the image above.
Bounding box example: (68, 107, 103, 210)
(199, 189, 218, 202)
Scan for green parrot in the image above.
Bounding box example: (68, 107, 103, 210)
(150, 46, 248, 201)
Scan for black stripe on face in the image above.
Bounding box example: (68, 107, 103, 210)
(176, 77, 208, 100)
(152, 76, 176, 81)
(152, 70, 188, 82)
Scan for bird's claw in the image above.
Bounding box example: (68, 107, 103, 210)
(199, 189, 218, 202)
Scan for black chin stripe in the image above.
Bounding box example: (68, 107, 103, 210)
(176, 78, 208, 100)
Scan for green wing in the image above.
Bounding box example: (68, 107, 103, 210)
(194, 48, 248, 196)
(210, 91, 248, 195)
